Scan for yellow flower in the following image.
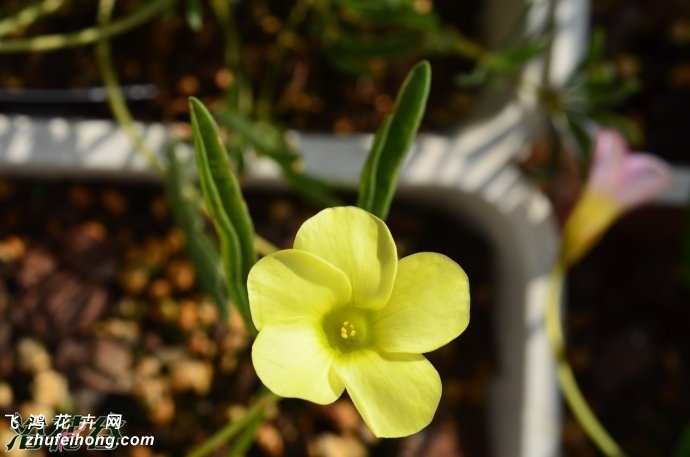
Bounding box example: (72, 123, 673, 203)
(248, 206, 470, 438)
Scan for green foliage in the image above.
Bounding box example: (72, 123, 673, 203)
(217, 110, 342, 208)
(358, 61, 431, 220)
(165, 146, 228, 319)
(557, 27, 641, 157)
(456, 40, 546, 88)
(189, 97, 256, 333)
(312, 0, 455, 75)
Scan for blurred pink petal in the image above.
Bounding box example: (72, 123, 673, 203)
(589, 128, 672, 208)
(619, 152, 673, 207)
(588, 129, 627, 194)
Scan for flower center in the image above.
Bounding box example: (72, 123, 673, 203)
(323, 309, 371, 352)
(339, 321, 357, 341)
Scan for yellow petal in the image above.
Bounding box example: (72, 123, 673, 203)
(248, 249, 352, 330)
(372, 253, 470, 353)
(252, 323, 344, 404)
(560, 189, 621, 267)
(294, 207, 397, 309)
(333, 350, 441, 438)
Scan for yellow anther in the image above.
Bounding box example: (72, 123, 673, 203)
(339, 321, 356, 340)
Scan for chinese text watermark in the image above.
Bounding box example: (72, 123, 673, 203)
(4, 412, 154, 452)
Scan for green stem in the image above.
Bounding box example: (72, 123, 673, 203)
(0, 0, 175, 53)
(545, 263, 628, 457)
(95, 0, 165, 174)
(187, 392, 279, 457)
(226, 409, 266, 457)
(256, 0, 313, 122)
(449, 29, 486, 61)
(0, 0, 66, 38)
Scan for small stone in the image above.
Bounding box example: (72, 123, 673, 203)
(166, 259, 196, 292)
(219, 353, 238, 373)
(136, 357, 162, 379)
(101, 188, 128, 215)
(164, 229, 185, 254)
(215, 68, 234, 90)
(0, 382, 13, 407)
(118, 298, 140, 318)
(67, 184, 95, 209)
(0, 236, 27, 262)
(178, 299, 199, 330)
(78, 220, 107, 243)
(312, 433, 368, 457)
(143, 238, 167, 268)
(256, 424, 284, 457)
(187, 331, 216, 358)
(177, 75, 200, 95)
(135, 376, 168, 408)
(197, 299, 219, 326)
(221, 308, 249, 353)
(149, 394, 175, 425)
(17, 248, 56, 288)
(323, 400, 362, 434)
(169, 358, 213, 395)
(90, 338, 133, 391)
(17, 338, 51, 373)
(97, 319, 140, 343)
(32, 370, 70, 409)
(119, 266, 150, 295)
(157, 298, 179, 322)
(148, 279, 172, 301)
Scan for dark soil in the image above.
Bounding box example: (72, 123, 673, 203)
(0, 176, 495, 457)
(0, 1, 481, 133)
(563, 207, 690, 456)
(593, 0, 690, 165)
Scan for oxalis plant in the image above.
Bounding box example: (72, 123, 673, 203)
(186, 61, 471, 456)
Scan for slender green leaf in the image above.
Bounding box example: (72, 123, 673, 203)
(226, 410, 265, 457)
(357, 60, 431, 220)
(358, 115, 393, 211)
(190, 97, 256, 333)
(165, 146, 228, 319)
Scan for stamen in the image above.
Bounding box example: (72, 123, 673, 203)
(339, 321, 356, 340)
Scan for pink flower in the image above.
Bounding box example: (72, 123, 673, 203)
(560, 129, 673, 266)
